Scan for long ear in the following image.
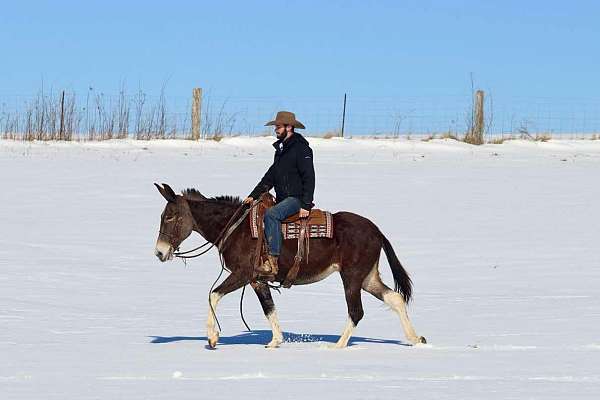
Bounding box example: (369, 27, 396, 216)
(155, 182, 177, 202)
(162, 183, 178, 202)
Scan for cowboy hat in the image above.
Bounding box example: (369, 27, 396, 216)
(265, 111, 305, 129)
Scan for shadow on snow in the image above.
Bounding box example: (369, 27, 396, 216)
(149, 330, 410, 347)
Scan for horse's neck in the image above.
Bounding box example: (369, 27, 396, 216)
(189, 201, 236, 243)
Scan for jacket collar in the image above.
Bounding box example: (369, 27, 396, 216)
(273, 132, 297, 152)
(272, 132, 307, 152)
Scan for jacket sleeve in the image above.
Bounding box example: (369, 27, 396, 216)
(297, 146, 315, 210)
(248, 164, 275, 199)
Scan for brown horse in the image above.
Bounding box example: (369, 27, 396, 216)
(154, 183, 426, 349)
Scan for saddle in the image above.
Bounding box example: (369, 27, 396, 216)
(250, 199, 333, 240)
(250, 193, 333, 287)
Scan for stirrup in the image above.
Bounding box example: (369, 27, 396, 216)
(254, 257, 278, 283)
(254, 273, 277, 284)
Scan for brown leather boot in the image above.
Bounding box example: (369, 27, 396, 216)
(255, 255, 279, 281)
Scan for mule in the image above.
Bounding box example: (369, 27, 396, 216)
(154, 183, 426, 349)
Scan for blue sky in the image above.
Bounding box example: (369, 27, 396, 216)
(1, 0, 599, 100)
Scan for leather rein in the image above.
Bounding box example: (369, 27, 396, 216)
(173, 200, 258, 260)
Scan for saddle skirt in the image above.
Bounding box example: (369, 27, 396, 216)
(250, 206, 334, 240)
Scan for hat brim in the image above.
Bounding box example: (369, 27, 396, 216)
(265, 120, 305, 129)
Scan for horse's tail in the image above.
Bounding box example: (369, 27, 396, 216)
(381, 234, 412, 304)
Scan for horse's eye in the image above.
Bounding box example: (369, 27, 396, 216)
(165, 216, 176, 222)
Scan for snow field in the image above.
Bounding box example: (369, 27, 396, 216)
(2, 138, 600, 399)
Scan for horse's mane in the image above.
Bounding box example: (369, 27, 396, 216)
(182, 188, 242, 206)
(210, 195, 242, 206)
(181, 188, 206, 201)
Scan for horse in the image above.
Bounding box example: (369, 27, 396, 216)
(153, 183, 426, 349)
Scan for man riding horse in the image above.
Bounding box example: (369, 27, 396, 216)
(154, 111, 426, 347)
(243, 111, 315, 281)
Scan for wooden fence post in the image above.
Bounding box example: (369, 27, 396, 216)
(192, 88, 202, 140)
(465, 90, 485, 144)
(474, 90, 484, 143)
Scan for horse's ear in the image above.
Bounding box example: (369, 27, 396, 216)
(155, 183, 177, 202)
(161, 183, 178, 202)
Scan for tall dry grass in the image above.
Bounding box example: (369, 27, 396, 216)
(1, 86, 191, 141)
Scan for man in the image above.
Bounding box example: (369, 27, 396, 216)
(243, 111, 315, 281)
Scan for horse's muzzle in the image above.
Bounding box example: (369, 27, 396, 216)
(155, 240, 174, 262)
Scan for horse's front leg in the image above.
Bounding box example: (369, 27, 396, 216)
(334, 273, 365, 348)
(251, 282, 283, 348)
(207, 272, 248, 348)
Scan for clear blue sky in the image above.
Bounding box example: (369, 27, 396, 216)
(1, 0, 598, 100)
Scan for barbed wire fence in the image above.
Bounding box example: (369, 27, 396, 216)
(1, 87, 599, 141)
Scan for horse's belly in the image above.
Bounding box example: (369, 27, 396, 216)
(294, 263, 340, 285)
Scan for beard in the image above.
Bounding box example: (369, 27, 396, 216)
(276, 130, 288, 140)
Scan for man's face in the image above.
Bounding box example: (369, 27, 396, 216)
(275, 124, 292, 140)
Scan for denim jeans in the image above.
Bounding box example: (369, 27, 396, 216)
(263, 197, 302, 256)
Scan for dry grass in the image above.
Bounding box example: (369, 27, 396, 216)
(1, 86, 193, 141)
(440, 132, 458, 140)
(488, 133, 554, 144)
(488, 137, 508, 144)
(419, 132, 458, 142)
(320, 131, 340, 139)
(463, 134, 484, 145)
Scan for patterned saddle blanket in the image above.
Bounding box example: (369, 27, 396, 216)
(250, 206, 334, 240)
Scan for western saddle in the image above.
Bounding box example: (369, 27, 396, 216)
(251, 193, 332, 288)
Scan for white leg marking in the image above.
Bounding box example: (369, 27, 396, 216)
(206, 292, 223, 347)
(363, 261, 425, 345)
(334, 317, 356, 348)
(382, 291, 421, 344)
(265, 311, 283, 348)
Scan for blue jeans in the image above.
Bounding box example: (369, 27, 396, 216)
(263, 197, 302, 256)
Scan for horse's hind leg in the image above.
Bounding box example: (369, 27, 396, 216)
(335, 274, 364, 348)
(251, 282, 283, 348)
(207, 273, 248, 348)
(362, 261, 426, 345)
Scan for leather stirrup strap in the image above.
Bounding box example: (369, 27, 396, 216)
(282, 219, 309, 288)
(253, 206, 266, 273)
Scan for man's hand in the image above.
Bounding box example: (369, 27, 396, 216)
(299, 208, 310, 218)
(243, 197, 254, 205)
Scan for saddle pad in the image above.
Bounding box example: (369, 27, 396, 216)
(250, 207, 333, 239)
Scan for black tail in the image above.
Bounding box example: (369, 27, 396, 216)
(381, 234, 412, 304)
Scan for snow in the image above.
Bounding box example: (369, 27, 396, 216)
(2, 137, 600, 399)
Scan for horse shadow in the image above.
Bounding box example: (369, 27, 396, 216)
(149, 330, 410, 348)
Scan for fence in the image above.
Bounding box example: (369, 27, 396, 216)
(1, 88, 600, 141)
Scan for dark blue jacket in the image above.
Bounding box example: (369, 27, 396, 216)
(249, 133, 315, 210)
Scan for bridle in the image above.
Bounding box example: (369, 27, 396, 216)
(158, 215, 185, 256)
(171, 199, 258, 259)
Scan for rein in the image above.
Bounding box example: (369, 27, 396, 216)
(173, 200, 257, 259)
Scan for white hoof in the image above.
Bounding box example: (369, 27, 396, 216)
(265, 340, 281, 348)
(409, 335, 427, 345)
(207, 333, 219, 349)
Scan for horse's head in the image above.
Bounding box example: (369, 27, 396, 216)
(154, 183, 195, 262)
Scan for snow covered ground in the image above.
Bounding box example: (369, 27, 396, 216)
(2, 137, 600, 399)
